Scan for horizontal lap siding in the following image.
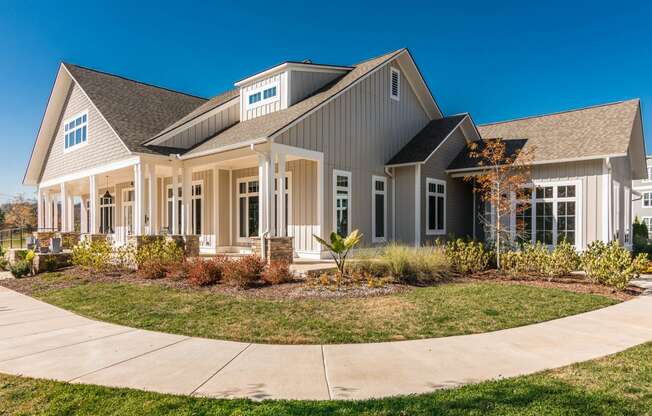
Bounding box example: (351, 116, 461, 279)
(276, 60, 430, 245)
(41, 83, 130, 182)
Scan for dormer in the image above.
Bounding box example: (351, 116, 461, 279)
(235, 61, 352, 121)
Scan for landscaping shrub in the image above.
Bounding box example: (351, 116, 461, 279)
(261, 261, 293, 285)
(444, 239, 491, 274)
(545, 241, 580, 278)
(187, 257, 225, 286)
(136, 260, 169, 280)
(222, 255, 266, 288)
(581, 241, 647, 290)
(501, 241, 580, 279)
(10, 260, 31, 278)
(72, 240, 113, 275)
(134, 239, 184, 268)
(166, 260, 191, 281)
(43, 256, 58, 273)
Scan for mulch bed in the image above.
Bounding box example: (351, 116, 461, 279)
(0, 267, 642, 302)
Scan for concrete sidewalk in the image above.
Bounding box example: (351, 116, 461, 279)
(1, 286, 652, 401)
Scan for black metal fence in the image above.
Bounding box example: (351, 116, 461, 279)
(0, 227, 54, 250)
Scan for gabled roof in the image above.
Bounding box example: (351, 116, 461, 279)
(386, 115, 468, 166)
(148, 88, 240, 143)
(447, 139, 528, 170)
(479, 99, 639, 162)
(63, 63, 207, 154)
(183, 48, 441, 158)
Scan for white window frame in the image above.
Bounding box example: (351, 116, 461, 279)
(165, 184, 184, 234)
(510, 180, 583, 249)
(390, 67, 400, 101)
(191, 180, 204, 236)
(371, 175, 387, 243)
(624, 186, 631, 245)
(643, 192, 652, 207)
(63, 110, 89, 153)
(246, 81, 280, 110)
(425, 178, 446, 235)
(121, 187, 135, 236)
(644, 166, 652, 182)
(642, 217, 652, 239)
(236, 176, 261, 242)
(274, 172, 293, 237)
(99, 189, 115, 235)
(333, 169, 352, 237)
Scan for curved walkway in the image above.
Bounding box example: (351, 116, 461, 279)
(1, 286, 652, 401)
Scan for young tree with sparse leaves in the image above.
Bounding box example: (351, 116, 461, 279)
(464, 138, 535, 268)
(3, 195, 37, 230)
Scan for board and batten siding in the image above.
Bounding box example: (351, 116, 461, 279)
(40, 83, 131, 182)
(420, 128, 474, 243)
(393, 166, 416, 244)
(275, 59, 431, 245)
(161, 103, 239, 150)
(288, 70, 343, 106)
(609, 155, 633, 245)
(240, 72, 287, 121)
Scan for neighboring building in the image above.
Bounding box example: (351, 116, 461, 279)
(632, 155, 652, 236)
(23, 48, 647, 258)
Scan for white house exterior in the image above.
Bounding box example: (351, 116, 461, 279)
(23, 48, 647, 257)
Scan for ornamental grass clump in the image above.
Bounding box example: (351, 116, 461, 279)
(581, 241, 647, 290)
(381, 243, 449, 283)
(444, 239, 491, 274)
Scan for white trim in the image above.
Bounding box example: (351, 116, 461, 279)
(39, 156, 141, 188)
(333, 169, 352, 237)
(191, 179, 205, 236)
(414, 164, 421, 246)
(390, 67, 400, 101)
(245, 81, 280, 111)
(371, 175, 387, 243)
(602, 158, 611, 241)
(179, 138, 267, 160)
(236, 175, 261, 242)
(425, 177, 446, 236)
(642, 191, 652, 208)
(62, 110, 89, 153)
(234, 62, 352, 87)
(641, 217, 652, 238)
(165, 183, 184, 235)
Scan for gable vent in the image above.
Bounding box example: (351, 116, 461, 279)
(390, 67, 400, 101)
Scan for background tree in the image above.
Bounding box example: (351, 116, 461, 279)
(464, 138, 534, 268)
(2, 194, 37, 230)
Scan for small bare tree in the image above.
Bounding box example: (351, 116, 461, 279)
(3, 194, 37, 230)
(464, 138, 534, 268)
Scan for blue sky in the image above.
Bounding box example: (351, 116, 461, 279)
(1, 0, 651, 200)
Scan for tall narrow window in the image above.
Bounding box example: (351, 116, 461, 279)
(644, 192, 652, 207)
(426, 178, 445, 234)
(191, 182, 203, 235)
(122, 188, 134, 236)
(166, 186, 183, 234)
(274, 175, 291, 236)
(333, 170, 351, 236)
(372, 176, 387, 242)
(238, 179, 259, 240)
(515, 189, 533, 243)
(99, 192, 114, 234)
(390, 68, 400, 101)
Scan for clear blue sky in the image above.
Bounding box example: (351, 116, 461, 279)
(1, 0, 651, 200)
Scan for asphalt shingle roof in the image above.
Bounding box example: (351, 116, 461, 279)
(183, 49, 404, 157)
(386, 115, 467, 165)
(63, 63, 207, 154)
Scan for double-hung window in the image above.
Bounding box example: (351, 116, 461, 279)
(372, 176, 387, 242)
(333, 170, 352, 237)
(643, 192, 652, 207)
(426, 178, 445, 235)
(63, 111, 88, 151)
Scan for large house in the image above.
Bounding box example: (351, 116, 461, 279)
(23, 48, 646, 258)
(632, 156, 652, 235)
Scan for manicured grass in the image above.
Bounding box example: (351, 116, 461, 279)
(1, 341, 651, 415)
(29, 274, 617, 344)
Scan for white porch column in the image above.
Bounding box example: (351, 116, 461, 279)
(267, 150, 276, 237)
(89, 175, 98, 234)
(148, 163, 157, 235)
(213, 165, 220, 249)
(80, 197, 87, 234)
(277, 152, 286, 237)
(182, 166, 192, 235)
(258, 155, 268, 236)
(60, 183, 68, 232)
(171, 162, 179, 235)
(37, 188, 43, 230)
(134, 163, 146, 236)
(67, 194, 74, 232)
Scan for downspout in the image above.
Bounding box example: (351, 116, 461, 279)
(251, 144, 270, 260)
(385, 166, 395, 241)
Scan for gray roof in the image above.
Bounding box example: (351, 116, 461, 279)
(183, 49, 404, 157)
(148, 88, 240, 141)
(447, 139, 528, 170)
(467, 99, 641, 168)
(386, 115, 467, 165)
(63, 63, 207, 154)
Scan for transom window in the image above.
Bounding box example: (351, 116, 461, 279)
(372, 176, 387, 242)
(246, 82, 280, 109)
(333, 170, 352, 237)
(643, 192, 652, 207)
(426, 178, 445, 235)
(390, 68, 400, 101)
(248, 92, 261, 105)
(63, 111, 88, 151)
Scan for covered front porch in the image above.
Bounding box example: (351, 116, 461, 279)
(36, 143, 325, 259)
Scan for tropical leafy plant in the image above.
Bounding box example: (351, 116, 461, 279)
(313, 230, 362, 278)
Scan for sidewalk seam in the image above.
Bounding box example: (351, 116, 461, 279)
(190, 342, 252, 396)
(321, 344, 332, 400)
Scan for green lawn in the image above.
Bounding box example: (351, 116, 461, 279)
(1, 341, 651, 415)
(23, 273, 617, 344)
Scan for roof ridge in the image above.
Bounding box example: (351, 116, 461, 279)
(62, 62, 208, 101)
(478, 98, 640, 127)
(353, 48, 405, 66)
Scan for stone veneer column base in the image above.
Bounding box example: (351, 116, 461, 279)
(58, 232, 81, 250)
(250, 236, 294, 264)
